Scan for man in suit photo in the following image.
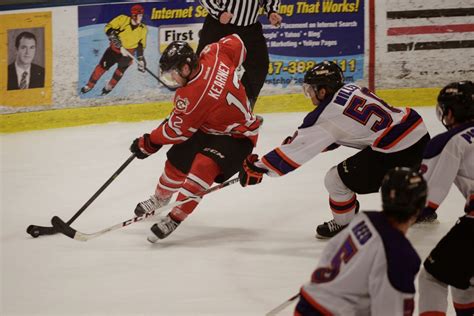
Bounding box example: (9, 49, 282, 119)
(7, 31, 45, 90)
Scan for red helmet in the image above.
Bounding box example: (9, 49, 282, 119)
(131, 4, 144, 16)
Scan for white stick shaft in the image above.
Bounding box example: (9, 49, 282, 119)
(266, 294, 299, 316)
(67, 177, 239, 241)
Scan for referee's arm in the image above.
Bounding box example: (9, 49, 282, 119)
(264, 0, 281, 16)
(200, 0, 226, 19)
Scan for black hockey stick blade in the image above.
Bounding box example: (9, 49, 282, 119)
(51, 216, 79, 240)
(26, 224, 56, 238)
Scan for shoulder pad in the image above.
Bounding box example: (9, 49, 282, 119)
(365, 211, 421, 293)
(424, 122, 474, 159)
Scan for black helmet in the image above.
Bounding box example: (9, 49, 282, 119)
(437, 81, 474, 127)
(159, 41, 198, 72)
(304, 61, 345, 92)
(159, 41, 198, 89)
(381, 167, 427, 222)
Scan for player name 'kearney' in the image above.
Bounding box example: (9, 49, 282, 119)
(208, 62, 230, 100)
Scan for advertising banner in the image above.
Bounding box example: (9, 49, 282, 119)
(78, 2, 204, 99)
(265, 0, 364, 87)
(0, 12, 52, 107)
(77, 0, 364, 99)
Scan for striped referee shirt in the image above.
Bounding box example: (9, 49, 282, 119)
(200, 0, 280, 26)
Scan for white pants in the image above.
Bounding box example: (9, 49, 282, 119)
(324, 166, 357, 225)
(418, 268, 474, 315)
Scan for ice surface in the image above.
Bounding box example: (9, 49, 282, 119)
(1, 108, 460, 315)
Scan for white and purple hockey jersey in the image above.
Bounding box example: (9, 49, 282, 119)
(256, 84, 428, 176)
(420, 121, 474, 214)
(295, 211, 420, 316)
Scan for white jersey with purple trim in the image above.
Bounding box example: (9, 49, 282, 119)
(296, 211, 420, 316)
(255, 84, 428, 177)
(420, 122, 474, 213)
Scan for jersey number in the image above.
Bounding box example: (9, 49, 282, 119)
(312, 236, 358, 283)
(225, 72, 252, 120)
(343, 88, 401, 132)
(312, 221, 372, 283)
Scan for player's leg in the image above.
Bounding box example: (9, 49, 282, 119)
(134, 160, 186, 216)
(134, 133, 200, 216)
(316, 166, 359, 239)
(149, 133, 253, 239)
(102, 55, 133, 95)
(420, 216, 474, 315)
(240, 23, 269, 110)
(451, 283, 474, 316)
(81, 47, 116, 93)
(418, 268, 449, 315)
(150, 153, 221, 239)
(316, 147, 382, 239)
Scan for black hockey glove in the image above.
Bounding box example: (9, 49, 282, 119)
(239, 154, 268, 187)
(107, 30, 122, 49)
(130, 134, 162, 159)
(137, 56, 146, 73)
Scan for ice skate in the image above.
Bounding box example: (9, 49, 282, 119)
(416, 212, 439, 224)
(316, 201, 359, 239)
(316, 220, 348, 239)
(80, 85, 92, 94)
(101, 87, 112, 95)
(134, 195, 171, 216)
(147, 214, 180, 242)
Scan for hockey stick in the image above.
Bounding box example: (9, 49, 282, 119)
(266, 293, 300, 316)
(51, 177, 239, 241)
(26, 154, 136, 238)
(120, 47, 177, 91)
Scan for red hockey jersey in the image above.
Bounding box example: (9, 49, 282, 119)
(149, 34, 259, 146)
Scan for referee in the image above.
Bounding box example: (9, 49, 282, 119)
(198, 0, 282, 110)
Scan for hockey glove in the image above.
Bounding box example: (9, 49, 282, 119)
(239, 154, 267, 187)
(108, 31, 122, 49)
(137, 56, 146, 73)
(130, 134, 162, 159)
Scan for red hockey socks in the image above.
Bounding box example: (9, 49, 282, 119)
(155, 160, 186, 200)
(169, 154, 221, 222)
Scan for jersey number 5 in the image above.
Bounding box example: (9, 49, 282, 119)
(312, 236, 358, 283)
(343, 88, 401, 132)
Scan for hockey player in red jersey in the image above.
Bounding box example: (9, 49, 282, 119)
(417, 81, 474, 316)
(130, 34, 260, 241)
(239, 61, 430, 238)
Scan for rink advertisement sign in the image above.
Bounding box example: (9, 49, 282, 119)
(264, 0, 364, 87)
(77, 0, 363, 99)
(77, 2, 205, 99)
(0, 12, 52, 107)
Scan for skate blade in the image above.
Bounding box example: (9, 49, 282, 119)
(315, 233, 331, 240)
(147, 234, 159, 243)
(415, 219, 440, 226)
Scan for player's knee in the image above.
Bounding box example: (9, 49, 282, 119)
(324, 166, 350, 195)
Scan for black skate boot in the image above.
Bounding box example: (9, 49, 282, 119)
(316, 201, 359, 239)
(101, 87, 112, 95)
(80, 85, 92, 94)
(147, 215, 181, 242)
(316, 220, 348, 239)
(134, 195, 171, 216)
(416, 212, 438, 224)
